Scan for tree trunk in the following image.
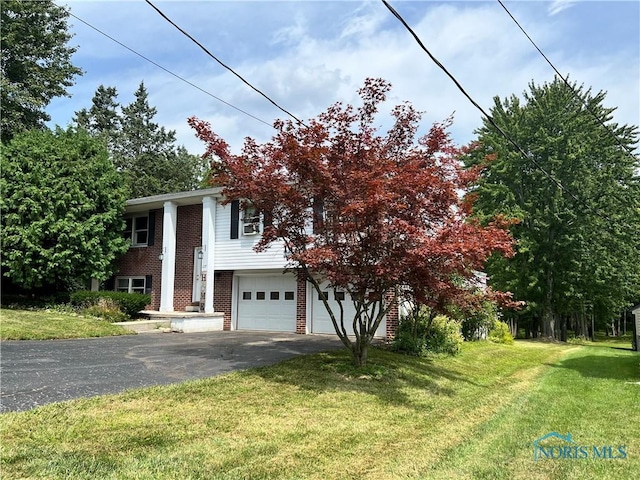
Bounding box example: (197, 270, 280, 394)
(352, 341, 368, 367)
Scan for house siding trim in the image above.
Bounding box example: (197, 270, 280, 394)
(160, 201, 177, 312)
(202, 196, 217, 313)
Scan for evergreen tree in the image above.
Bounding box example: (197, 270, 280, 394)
(76, 82, 206, 197)
(74, 85, 120, 149)
(116, 82, 206, 197)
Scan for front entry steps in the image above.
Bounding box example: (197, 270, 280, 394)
(185, 302, 201, 313)
(117, 311, 226, 334)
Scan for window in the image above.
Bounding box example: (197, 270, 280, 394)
(116, 276, 146, 294)
(242, 204, 260, 235)
(242, 292, 252, 300)
(318, 291, 329, 301)
(124, 215, 149, 246)
(284, 291, 295, 301)
(270, 291, 280, 300)
(256, 291, 266, 300)
(334, 291, 345, 302)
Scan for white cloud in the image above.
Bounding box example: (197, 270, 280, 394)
(548, 0, 578, 16)
(47, 1, 639, 157)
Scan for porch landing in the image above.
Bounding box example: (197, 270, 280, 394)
(118, 311, 226, 334)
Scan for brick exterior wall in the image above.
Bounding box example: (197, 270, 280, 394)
(296, 275, 307, 334)
(115, 208, 163, 310)
(385, 291, 399, 341)
(214, 271, 234, 330)
(173, 204, 203, 311)
(113, 202, 400, 340)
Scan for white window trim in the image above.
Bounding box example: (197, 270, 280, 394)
(242, 205, 261, 236)
(124, 215, 149, 247)
(115, 276, 146, 294)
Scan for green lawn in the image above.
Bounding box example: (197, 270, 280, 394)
(0, 308, 133, 340)
(0, 339, 637, 479)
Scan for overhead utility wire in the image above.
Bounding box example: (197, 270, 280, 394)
(496, 0, 638, 161)
(68, 12, 272, 128)
(380, 0, 612, 223)
(144, 0, 306, 127)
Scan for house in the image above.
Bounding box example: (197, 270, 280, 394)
(111, 188, 397, 338)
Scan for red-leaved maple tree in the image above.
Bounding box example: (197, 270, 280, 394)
(189, 78, 513, 366)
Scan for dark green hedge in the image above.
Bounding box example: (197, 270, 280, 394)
(70, 291, 151, 318)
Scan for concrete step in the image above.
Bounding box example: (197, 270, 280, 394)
(114, 319, 171, 333)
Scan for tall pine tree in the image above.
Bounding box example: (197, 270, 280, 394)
(76, 81, 206, 197)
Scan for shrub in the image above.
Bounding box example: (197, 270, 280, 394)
(70, 291, 150, 318)
(460, 301, 499, 341)
(392, 308, 463, 356)
(1, 292, 71, 309)
(425, 315, 464, 355)
(84, 297, 129, 323)
(488, 320, 514, 344)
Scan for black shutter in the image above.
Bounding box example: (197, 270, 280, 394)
(105, 276, 115, 291)
(147, 211, 155, 246)
(263, 209, 272, 229)
(312, 196, 324, 234)
(230, 200, 240, 239)
(145, 275, 153, 295)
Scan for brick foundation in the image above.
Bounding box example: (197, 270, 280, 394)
(296, 275, 307, 334)
(214, 271, 234, 330)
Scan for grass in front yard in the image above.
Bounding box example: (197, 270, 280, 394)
(0, 340, 637, 479)
(0, 308, 133, 340)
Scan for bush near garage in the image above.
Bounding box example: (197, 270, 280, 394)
(392, 309, 463, 357)
(70, 291, 150, 319)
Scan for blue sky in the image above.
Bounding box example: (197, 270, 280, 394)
(48, 1, 640, 155)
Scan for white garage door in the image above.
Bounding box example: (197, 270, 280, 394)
(237, 275, 297, 332)
(310, 282, 386, 337)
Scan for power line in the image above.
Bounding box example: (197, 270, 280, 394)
(144, 0, 306, 127)
(68, 12, 273, 128)
(496, 0, 638, 162)
(379, 0, 607, 220)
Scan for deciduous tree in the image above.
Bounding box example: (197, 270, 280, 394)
(1, 0, 82, 142)
(190, 78, 513, 366)
(465, 77, 640, 339)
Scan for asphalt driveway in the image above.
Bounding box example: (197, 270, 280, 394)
(0, 331, 342, 413)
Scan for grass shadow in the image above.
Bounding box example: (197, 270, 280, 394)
(248, 347, 486, 411)
(543, 350, 640, 382)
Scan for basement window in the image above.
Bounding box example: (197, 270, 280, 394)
(116, 277, 146, 294)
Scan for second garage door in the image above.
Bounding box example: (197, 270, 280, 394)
(310, 282, 386, 337)
(236, 275, 297, 332)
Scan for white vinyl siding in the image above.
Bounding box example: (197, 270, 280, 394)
(215, 203, 288, 270)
